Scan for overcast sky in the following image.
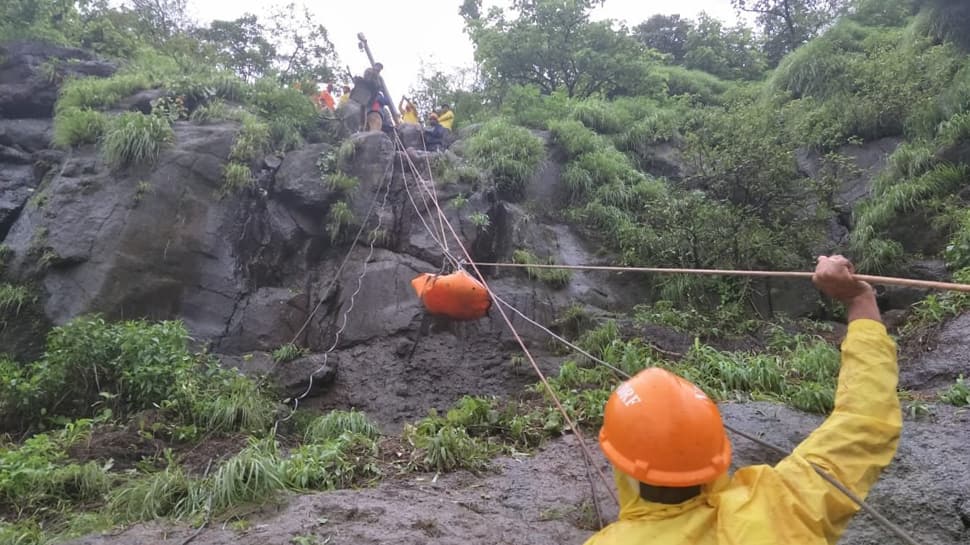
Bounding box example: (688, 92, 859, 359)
(189, 0, 744, 96)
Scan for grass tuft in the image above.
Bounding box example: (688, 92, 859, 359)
(52, 108, 108, 148)
(101, 112, 174, 168)
(304, 410, 380, 443)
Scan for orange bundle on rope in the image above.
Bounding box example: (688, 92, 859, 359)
(411, 270, 492, 320)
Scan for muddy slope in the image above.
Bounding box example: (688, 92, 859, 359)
(67, 402, 969, 545)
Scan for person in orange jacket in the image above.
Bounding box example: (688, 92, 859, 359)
(585, 254, 901, 545)
(317, 83, 335, 111)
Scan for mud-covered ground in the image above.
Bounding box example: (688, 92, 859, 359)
(67, 399, 970, 545)
(65, 310, 970, 545)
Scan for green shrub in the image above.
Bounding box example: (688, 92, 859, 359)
(52, 108, 108, 148)
(207, 437, 285, 513)
(0, 283, 32, 316)
(229, 114, 271, 162)
(548, 119, 603, 159)
(570, 100, 624, 134)
(465, 119, 545, 200)
(108, 464, 193, 522)
(222, 162, 254, 194)
(512, 249, 571, 289)
(655, 65, 729, 103)
(406, 424, 491, 472)
(940, 375, 970, 406)
(272, 343, 306, 364)
(304, 410, 381, 443)
(326, 172, 359, 193)
(57, 73, 153, 113)
(0, 433, 113, 516)
(194, 375, 278, 434)
(498, 85, 572, 130)
(249, 79, 318, 140)
(101, 112, 174, 168)
(0, 316, 277, 433)
(189, 99, 231, 124)
(326, 201, 355, 243)
(284, 434, 380, 490)
(771, 21, 870, 100)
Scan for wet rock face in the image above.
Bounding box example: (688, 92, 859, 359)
(902, 313, 970, 392)
(0, 41, 116, 118)
(3, 122, 244, 339)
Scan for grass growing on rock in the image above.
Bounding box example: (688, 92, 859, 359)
(52, 108, 108, 148)
(465, 119, 545, 201)
(0, 283, 32, 315)
(512, 249, 571, 289)
(101, 112, 174, 168)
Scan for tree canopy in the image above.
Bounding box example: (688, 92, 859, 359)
(462, 0, 656, 98)
(732, 0, 851, 64)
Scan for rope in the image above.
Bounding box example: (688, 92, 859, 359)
(476, 262, 970, 293)
(288, 159, 397, 345)
(390, 133, 619, 506)
(278, 162, 394, 421)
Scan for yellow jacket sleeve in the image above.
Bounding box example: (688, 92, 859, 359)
(438, 109, 454, 129)
(773, 319, 902, 540)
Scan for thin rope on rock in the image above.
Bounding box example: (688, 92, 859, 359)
(277, 164, 394, 422)
(288, 159, 397, 346)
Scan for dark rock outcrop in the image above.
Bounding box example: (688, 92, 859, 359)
(0, 41, 116, 119)
(3, 122, 244, 341)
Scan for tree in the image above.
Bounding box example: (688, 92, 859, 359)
(732, 0, 849, 64)
(265, 3, 337, 84)
(633, 14, 692, 62)
(198, 15, 276, 81)
(683, 14, 767, 80)
(462, 0, 654, 98)
(127, 0, 190, 43)
(407, 62, 486, 123)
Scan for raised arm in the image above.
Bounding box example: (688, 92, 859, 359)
(774, 256, 902, 538)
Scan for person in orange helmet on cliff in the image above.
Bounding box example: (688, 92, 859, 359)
(585, 254, 901, 545)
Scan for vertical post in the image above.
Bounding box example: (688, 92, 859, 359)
(357, 32, 400, 121)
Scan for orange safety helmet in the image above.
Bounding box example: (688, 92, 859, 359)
(599, 368, 731, 487)
(411, 270, 491, 321)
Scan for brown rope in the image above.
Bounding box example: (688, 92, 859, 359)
(476, 262, 970, 293)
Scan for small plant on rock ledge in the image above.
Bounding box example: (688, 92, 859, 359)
(222, 163, 255, 195)
(272, 343, 306, 364)
(327, 201, 355, 243)
(469, 211, 490, 231)
(940, 375, 970, 406)
(101, 112, 174, 169)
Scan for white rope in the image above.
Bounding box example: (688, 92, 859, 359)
(278, 160, 394, 421)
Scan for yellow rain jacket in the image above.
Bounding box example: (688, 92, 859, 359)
(402, 108, 420, 125)
(438, 108, 454, 130)
(584, 319, 901, 545)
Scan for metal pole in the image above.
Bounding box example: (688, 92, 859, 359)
(356, 32, 400, 121)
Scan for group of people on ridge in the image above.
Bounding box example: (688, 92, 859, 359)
(357, 62, 455, 152)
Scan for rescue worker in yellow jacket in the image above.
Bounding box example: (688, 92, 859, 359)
(585, 254, 901, 545)
(400, 97, 420, 125)
(437, 104, 454, 130)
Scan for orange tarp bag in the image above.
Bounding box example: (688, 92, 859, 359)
(410, 270, 492, 320)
